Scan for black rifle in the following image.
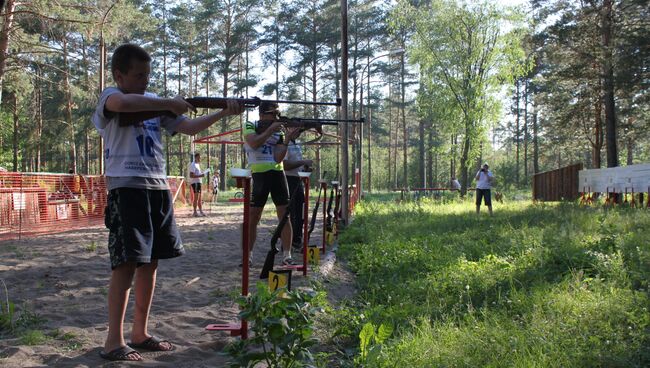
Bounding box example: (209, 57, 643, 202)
(325, 185, 336, 233)
(256, 116, 364, 135)
(333, 182, 342, 224)
(260, 184, 302, 279)
(118, 96, 341, 126)
(307, 173, 326, 241)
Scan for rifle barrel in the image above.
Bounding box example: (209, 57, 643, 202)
(271, 98, 341, 107)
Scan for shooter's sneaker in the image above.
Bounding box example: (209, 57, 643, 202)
(282, 257, 298, 266)
(199, 211, 206, 217)
(238, 259, 253, 268)
(192, 212, 199, 217)
(291, 243, 303, 253)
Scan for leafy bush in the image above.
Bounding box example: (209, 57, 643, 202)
(224, 282, 324, 368)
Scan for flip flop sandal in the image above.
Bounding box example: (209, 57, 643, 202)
(128, 336, 175, 352)
(99, 345, 143, 361)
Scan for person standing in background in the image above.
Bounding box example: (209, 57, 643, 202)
(188, 153, 209, 217)
(474, 163, 495, 216)
(283, 131, 313, 252)
(211, 169, 221, 204)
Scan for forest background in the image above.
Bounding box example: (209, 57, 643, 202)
(0, 0, 647, 193)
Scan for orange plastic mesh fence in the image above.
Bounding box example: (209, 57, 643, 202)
(0, 172, 187, 241)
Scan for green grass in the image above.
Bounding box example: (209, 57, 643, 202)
(337, 199, 650, 367)
(19, 330, 49, 345)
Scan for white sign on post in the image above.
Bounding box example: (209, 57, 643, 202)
(12, 192, 26, 210)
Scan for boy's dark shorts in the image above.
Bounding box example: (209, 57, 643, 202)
(191, 183, 201, 193)
(251, 170, 289, 208)
(105, 188, 184, 270)
(476, 188, 492, 206)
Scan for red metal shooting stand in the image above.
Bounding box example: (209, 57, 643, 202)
(205, 171, 250, 339)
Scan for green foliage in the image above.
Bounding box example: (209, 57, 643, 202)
(20, 330, 49, 346)
(83, 240, 97, 253)
(338, 199, 650, 367)
(0, 280, 45, 337)
(224, 282, 324, 368)
(356, 322, 393, 367)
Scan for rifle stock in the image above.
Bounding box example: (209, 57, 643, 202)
(325, 186, 335, 232)
(307, 173, 326, 240)
(118, 96, 342, 127)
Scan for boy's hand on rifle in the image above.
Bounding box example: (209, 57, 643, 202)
(287, 127, 302, 141)
(169, 95, 196, 116)
(222, 99, 245, 116)
(268, 122, 284, 133)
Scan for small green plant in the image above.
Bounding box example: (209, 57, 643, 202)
(224, 282, 323, 368)
(54, 330, 83, 351)
(0, 279, 15, 333)
(355, 322, 393, 367)
(20, 329, 49, 345)
(84, 240, 97, 252)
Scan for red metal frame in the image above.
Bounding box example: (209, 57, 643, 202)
(205, 174, 250, 339)
(193, 128, 244, 145)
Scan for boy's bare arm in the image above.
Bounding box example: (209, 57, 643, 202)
(106, 93, 193, 116)
(274, 144, 288, 163)
(176, 99, 244, 135)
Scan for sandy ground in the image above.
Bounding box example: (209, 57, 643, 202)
(0, 200, 341, 368)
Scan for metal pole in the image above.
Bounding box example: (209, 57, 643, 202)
(340, 0, 349, 225)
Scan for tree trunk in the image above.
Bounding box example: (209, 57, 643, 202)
(368, 108, 372, 192)
(593, 85, 603, 168)
(0, 0, 16, 104)
(220, 68, 228, 190)
(11, 93, 18, 171)
(626, 137, 633, 165)
(523, 79, 528, 182)
(388, 85, 393, 187)
(515, 79, 520, 185)
(427, 124, 434, 187)
(602, 0, 618, 168)
(36, 65, 43, 172)
(532, 105, 539, 174)
(418, 119, 425, 187)
(63, 37, 77, 173)
(460, 130, 471, 196)
(401, 52, 407, 188)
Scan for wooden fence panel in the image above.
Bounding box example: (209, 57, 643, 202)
(532, 163, 583, 201)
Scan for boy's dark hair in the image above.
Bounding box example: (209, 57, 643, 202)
(194, 153, 200, 158)
(111, 44, 151, 75)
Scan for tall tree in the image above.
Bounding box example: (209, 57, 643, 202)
(401, 0, 527, 194)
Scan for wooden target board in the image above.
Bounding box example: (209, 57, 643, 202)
(579, 164, 650, 193)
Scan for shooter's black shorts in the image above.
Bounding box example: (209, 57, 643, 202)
(251, 170, 289, 208)
(104, 188, 184, 270)
(191, 183, 201, 193)
(476, 188, 492, 206)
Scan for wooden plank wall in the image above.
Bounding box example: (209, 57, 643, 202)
(532, 163, 583, 201)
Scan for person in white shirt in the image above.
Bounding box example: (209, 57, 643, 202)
(283, 132, 313, 252)
(474, 163, 494, 215)
(188, 153, 209, 217)
(211, 169, 220, 204)
(450, 176, 461, 191)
